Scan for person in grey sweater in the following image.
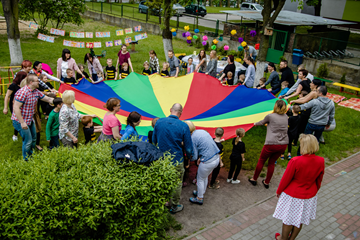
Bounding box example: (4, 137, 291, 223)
(299, 86, 335, 141)
(249, 100, 289, 189)
(243, 56, 255, 88)
(258, 62, 281, 94)
(185, 121, 220, 205)
(205, 50, 218, 78)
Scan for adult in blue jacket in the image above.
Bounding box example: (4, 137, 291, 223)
(152, 103, 193, 214)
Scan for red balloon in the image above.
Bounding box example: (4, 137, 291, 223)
(255, 43, 260, 50)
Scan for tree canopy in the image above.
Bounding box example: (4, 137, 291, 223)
(19, 0, 86, 33)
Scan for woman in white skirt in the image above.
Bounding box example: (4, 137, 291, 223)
(273, 134, 325, 240)
(185, 121, 220, 205)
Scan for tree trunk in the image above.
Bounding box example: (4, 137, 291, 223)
(227, 0, 230, 8)
(253, 0, 285, 87)
(2, 0, 23, 66)
(314, 0, 321, 16)
(162, 0, 173, 60)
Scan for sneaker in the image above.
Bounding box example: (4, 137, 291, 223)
(189, 197, 203, 205)
(192, 179, 197, 185)
(192, 190, 197, 197)
(170, 204, 184, 214)
(227, 178, 232, 183)
(231, 180, 240, 184)
(12, 135, 18, 141)
(280, 155, 284, 160)
(287, 154, 292, 160)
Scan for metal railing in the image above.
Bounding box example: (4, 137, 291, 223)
(293, 34, 360, 66)
(0, 67, 59, 96)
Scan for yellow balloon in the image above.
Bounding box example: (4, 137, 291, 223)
(171, 28, 176, 32)
(213, 39, 218, 44)
(231, 30, 237, 35)
(184, 25, 190, 31)
(187, 36, 192, 40)
(241, 41, 247, 47)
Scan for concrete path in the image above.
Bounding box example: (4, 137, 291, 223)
(184, 152, 360, 240)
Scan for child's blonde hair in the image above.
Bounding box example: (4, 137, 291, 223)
(78, 64, 85, 70)
(227, 72, 233, 78)
(259, 77, 266, 84)
(239, 74, 245, 81)
(151, 117, 159, 128)
(144, 61, 150, 67)
(281, 81, 289, 87)
(122, 62, 129, 69)
(39, 73, 47, 81)
(235, 128, 245, 145)
(163, 62, 169, 69)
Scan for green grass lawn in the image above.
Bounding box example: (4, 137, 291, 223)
(1, 18, 360, 171)
(206, 6, 235, 14)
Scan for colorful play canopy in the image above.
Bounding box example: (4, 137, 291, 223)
(58, 72, 278, 140)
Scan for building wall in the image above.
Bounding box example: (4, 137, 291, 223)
(320, 0, 347, 20)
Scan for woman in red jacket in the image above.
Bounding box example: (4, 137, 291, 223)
(273, 134, 325, 240)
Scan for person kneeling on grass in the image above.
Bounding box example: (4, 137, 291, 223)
(185, 121, 220, 205)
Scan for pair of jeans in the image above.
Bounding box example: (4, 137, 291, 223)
(297, 123, 325, 156)
(61, 137, 77, 148)
(210, 162, 220, 185)
(50, 136, 60, 149)
(228, 156, 243, 181)
(253, 144, 288, 184)
(171, 161, 185, 206)
(12, 120, 37, 160)
(151, 69, 157, 74)
(92, 74, 98, 82)
(197, 155, 219, 198)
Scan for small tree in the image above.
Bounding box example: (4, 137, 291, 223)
(317, 63, 329, 78)
(340, 73, 346, 84)
(19, 0, 86, 33)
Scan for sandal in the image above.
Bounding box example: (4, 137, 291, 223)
(248, 178, 257, 186)
(36, 145, 43, 151)
(275, 233, 280, 240)
(262, 179, 269, 189)
(208, 184, 220, 189)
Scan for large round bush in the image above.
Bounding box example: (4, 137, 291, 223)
(0, 141, 178, 239)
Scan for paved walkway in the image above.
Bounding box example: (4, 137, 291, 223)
(185, 152, 360, 240)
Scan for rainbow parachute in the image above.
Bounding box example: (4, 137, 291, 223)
(58, 72, 278, 140)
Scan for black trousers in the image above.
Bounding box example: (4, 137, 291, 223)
(228, 156, 242, 181)
(210, 162, 220, 186)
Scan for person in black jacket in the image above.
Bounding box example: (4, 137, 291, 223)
(281, 105, 301, 161)
(258, 63, 281, 95)
(280, 60, 295, 88)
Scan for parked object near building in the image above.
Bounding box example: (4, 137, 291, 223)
(240, 2, 263, 11)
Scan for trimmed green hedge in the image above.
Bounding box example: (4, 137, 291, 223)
(0, 141, 178, 239)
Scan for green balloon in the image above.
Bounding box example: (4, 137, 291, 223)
(219, 36, 223, 41)
(193, 35, 198, 40)
(238, 46, 244, 51)
(211, 45, 216, 50)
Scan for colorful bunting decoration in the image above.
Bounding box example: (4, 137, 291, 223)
(29, 22, 38, 30)
(86, 32, 93, 38)
(114, 39, 122, 46)
(63, 40, 85, 48)
(70, 32, 85, 38)
(125, 28, 133, 34)
(86, 42, 94, 48)
(106, 41, 113, 47)
(116, 29, 124, 36)
(50, 28, 65, 36)
(134, 25, 142, 32)
(38, 33, 54, 43)
(94, 42, 101, 48)
(96, 32, 110, 37)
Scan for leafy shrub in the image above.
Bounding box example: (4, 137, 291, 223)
(340, 73, 346, 84)
(279, 55, 287, 63)
(317, 63, 329, 78)
(0, 141, 178, 239)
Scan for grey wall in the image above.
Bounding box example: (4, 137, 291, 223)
(320, 0, 346, 20)
(283, 0, 314, 15)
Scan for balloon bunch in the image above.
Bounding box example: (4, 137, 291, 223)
(231, 30, 237, 35)
(238, 37, 244, 43)
(255, 43, 260, 50)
